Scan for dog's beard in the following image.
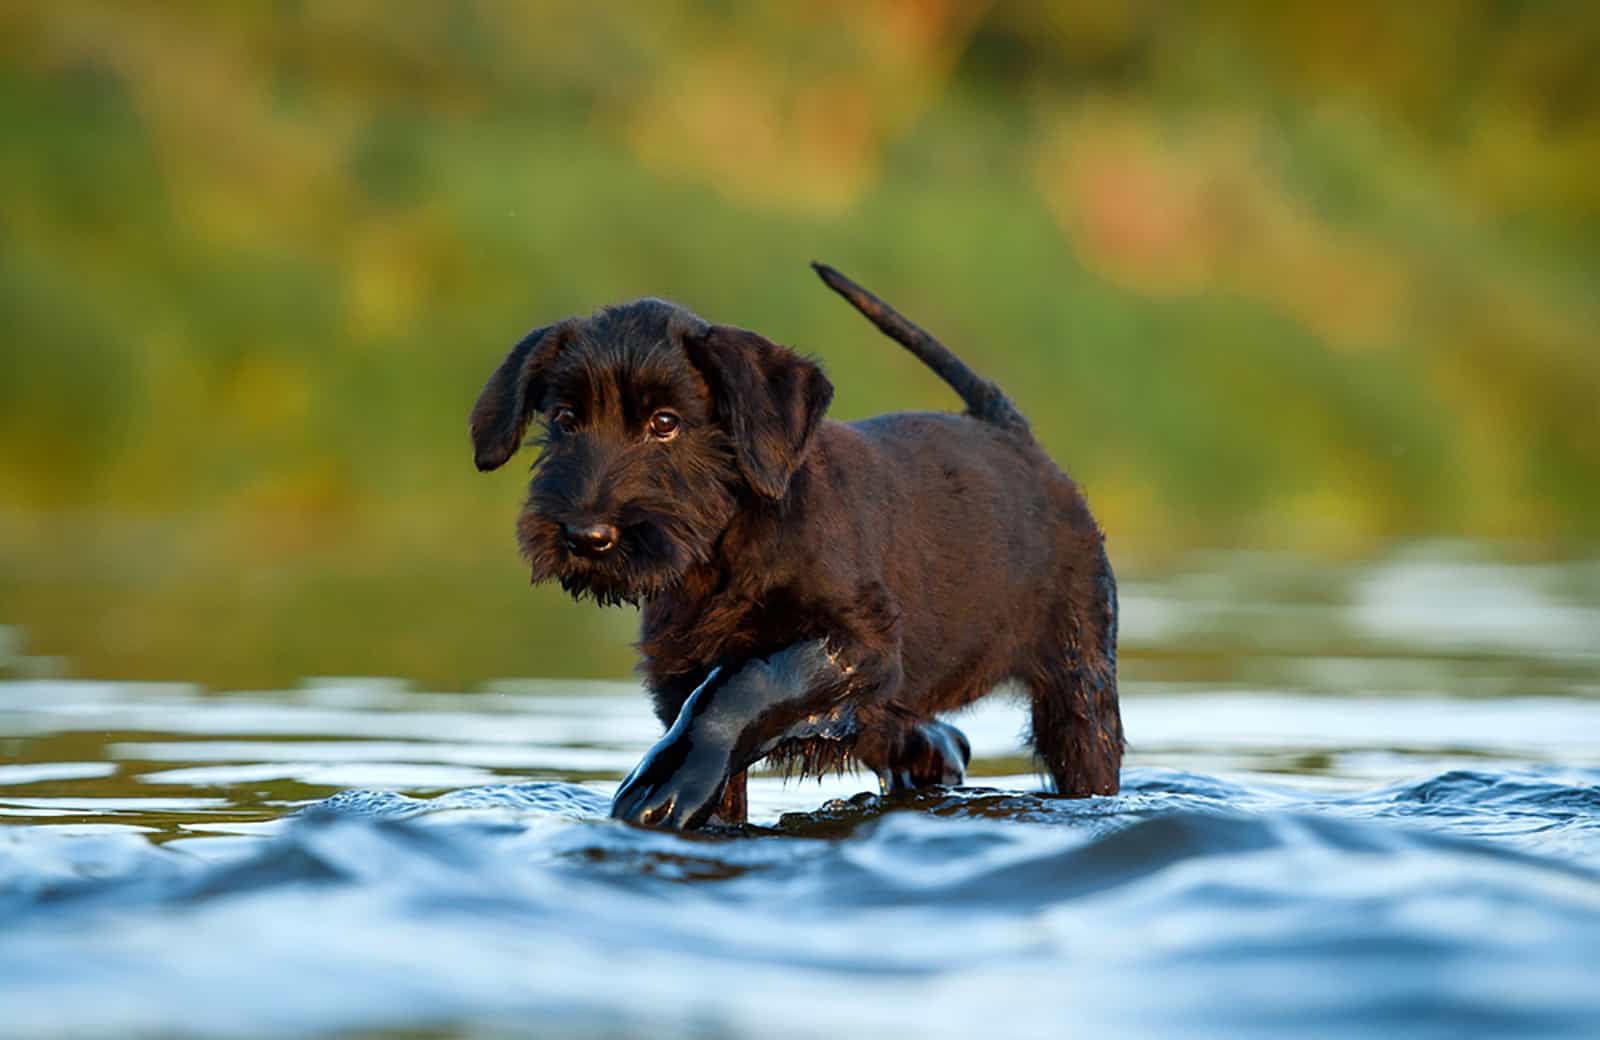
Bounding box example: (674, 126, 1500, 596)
(517, 439, 739, 608)
(555, 570, 651, 609)
(518, 505, 722, 609)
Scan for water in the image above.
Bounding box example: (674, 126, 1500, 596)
(2, 548, 1599, 1038)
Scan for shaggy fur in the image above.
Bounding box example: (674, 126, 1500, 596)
(470, 264, 1123, 829)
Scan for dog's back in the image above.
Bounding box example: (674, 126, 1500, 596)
(810, 267, 1122, 794)
(812, 410, 1113, 734)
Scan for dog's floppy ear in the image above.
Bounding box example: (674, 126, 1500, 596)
(684, 324, 833, 499)
(469, 322, 572, 472)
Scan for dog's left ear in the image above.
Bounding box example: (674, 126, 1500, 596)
(683, 325, 834, 499)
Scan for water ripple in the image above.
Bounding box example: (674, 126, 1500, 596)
(2, 768, 1598, 1038)
(3, 676, 1599, 1038)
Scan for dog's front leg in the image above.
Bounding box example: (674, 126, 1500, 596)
(611, 639, 870, 830)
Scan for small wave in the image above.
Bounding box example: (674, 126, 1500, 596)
(301, 780, 613, 819)
(1389, 768, 1600, 813)
(3, 769, 1599, 1038)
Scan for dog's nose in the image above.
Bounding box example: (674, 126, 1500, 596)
(563, 522, 619, 557)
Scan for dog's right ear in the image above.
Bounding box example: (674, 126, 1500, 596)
(468, 322, 571, 472)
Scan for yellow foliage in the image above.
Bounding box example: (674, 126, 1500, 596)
(624, 2, 984, 214)
(1036, 102, 1408, 348)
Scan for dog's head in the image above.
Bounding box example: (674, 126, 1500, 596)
(470, 299, 833, 606)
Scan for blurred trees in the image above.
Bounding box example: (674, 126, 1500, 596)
(1, 1, 1596, 683)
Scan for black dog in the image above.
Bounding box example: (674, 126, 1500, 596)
(470, 264, 1123, 829)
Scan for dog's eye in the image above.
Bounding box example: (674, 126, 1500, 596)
(647, 410, 681, 441)
(549, 406, 577, 432)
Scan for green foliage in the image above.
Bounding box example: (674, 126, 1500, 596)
(1, 2, 1596, 685)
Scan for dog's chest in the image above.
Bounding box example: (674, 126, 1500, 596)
(639, 585, 823, 681)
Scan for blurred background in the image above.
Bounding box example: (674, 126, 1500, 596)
(2, 1, 1597, 690)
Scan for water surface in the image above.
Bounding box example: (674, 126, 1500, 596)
(2, 548, 1598, 1038)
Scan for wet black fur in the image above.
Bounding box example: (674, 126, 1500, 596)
(470, 268, 1124, 823)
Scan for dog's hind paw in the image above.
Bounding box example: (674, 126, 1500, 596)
(877, 719, 971, 795)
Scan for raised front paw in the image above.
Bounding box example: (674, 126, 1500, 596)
(610, 729, 734, 831)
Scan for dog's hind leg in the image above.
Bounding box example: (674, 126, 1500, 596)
(1026, 548, 1124, 796)
(1027, 665, 1121, 796)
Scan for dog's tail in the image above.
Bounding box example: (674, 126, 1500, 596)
(811, 262, 1029, 435)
